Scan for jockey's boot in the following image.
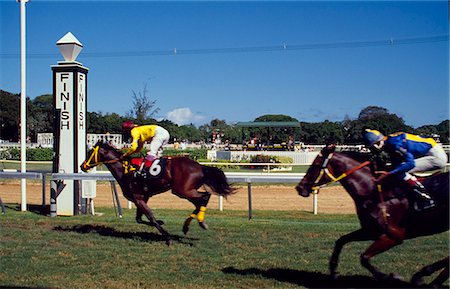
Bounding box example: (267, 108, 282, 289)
(134, 163, 146, 179)
(406, 177, 435, 211)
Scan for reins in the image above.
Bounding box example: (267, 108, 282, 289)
(312, 152, 371, 191)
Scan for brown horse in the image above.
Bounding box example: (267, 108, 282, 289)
(80, 141, 235, 245)
(295, 144, 449, 287)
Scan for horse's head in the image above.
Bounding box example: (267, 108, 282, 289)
(295, 144, 336, 197)
(80, 140, 121, 172)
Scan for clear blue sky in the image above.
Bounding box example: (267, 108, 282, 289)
(1, 1, 448, 128)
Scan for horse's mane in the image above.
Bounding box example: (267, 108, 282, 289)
(96, 141, 121, 155)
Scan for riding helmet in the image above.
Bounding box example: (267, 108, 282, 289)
(122, 120, 135, 131)
(363, 129, 385, 146)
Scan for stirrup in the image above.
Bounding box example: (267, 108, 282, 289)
(413, 199, 435, 211)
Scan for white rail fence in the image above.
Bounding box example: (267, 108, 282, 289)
(0, 171, 307, 218)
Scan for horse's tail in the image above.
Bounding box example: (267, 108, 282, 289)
(202, 166, 236, 197)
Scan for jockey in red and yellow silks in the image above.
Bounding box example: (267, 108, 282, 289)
(122, 121, 170, 161)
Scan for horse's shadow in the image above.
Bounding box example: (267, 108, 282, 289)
(53, 224, 198, 246)
(222, 267, 441, 288)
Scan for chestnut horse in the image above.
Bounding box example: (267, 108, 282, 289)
(295, 145, 449, 286)
(81, 141, 235, 245)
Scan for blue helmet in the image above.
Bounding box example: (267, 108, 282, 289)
(363, 129, 385, 146)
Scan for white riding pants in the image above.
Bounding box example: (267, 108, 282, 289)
(147, 126, 170, 158)
(409, 145, 448, 173)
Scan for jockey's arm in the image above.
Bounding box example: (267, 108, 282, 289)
(123, 139, 143, 158)
(389, 149, 415, 175)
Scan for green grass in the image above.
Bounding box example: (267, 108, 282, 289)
(1, 206, 448, 289)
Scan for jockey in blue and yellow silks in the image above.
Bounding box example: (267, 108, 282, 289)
(122, 121, 170, 162)
(363, 129, 448, 210)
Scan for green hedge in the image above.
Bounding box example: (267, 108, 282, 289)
(163, 149, 207, 160)
(0, 147, 53, 161)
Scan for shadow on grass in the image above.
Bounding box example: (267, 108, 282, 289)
(1, 286, 57, 289)
(5, 204, 49, 216)
(222, 267, 441, 288)
(53, 224, 198, 246)
(0, 285, 53, 289)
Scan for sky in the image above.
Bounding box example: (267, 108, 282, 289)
(0, 1, 448, 128)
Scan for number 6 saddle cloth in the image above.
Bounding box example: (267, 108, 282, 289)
(125, 157, 168, 179)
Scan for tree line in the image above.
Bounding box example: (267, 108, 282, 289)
(1, 89, 448, 145)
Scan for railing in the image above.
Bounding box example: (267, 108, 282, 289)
(0, 171, 306, 218)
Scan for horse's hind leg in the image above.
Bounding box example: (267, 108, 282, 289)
(183, 192, 211, 235)
(361, 234, 404, 282)
(411, 256, 449, 287)
(133, 195, 172, 245)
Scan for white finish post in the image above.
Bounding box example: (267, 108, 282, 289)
(52, 32, 88, 216)
(19, 0, 29, 212)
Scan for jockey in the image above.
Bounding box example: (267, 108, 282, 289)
(363, 129, 448, 210)
(121, 120, 170, 166)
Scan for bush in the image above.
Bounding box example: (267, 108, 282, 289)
(0, 147, 54, 161)
(249, 154, 293, 170)
(163, 149, 207, 160)
(27, 148, 53, 161)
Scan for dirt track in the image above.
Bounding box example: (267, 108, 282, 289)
(0, 181, 356, 214)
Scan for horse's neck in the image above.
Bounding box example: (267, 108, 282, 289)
(105, 162, 124, 183)
(100, 145, 124, 182)
(332, 153, 375, 200)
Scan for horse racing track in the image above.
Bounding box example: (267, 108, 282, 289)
(1, 207, 448, 289)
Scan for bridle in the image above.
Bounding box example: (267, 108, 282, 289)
(310, 152, 371, 191)
(82, 144, 121, 171)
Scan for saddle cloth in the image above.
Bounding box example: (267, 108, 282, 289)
(129, 157, 167, 179)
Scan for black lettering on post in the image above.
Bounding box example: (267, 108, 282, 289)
(61, 121, 70, 130)
(61, 111, 70, 120)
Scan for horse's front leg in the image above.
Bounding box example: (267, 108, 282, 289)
(183, 192, 211, 235)
(133, 195, 172, 246)
(329, 229, 372, 279)
(360, 233, 404, 282)
(135, 196, 164, 226)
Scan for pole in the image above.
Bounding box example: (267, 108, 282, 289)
(19, 0, 29, 212)
(247, 181, 252, 220)
(313, 190, 318, 215)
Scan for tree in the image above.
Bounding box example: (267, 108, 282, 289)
(28, 94, 53, 141)
(0, 90, 20, 141)
(254, 114, 298, 122)
(87, 112, 125, 134)
(126, 83, 160, 123)
(436, 120, 449, 144)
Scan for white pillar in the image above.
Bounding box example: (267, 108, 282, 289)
(19, 0, 29, 212)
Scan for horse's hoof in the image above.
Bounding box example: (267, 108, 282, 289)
(388, 273, 404, 282)
(199, 222, 208, 230)
(165, 238, 172, 246)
